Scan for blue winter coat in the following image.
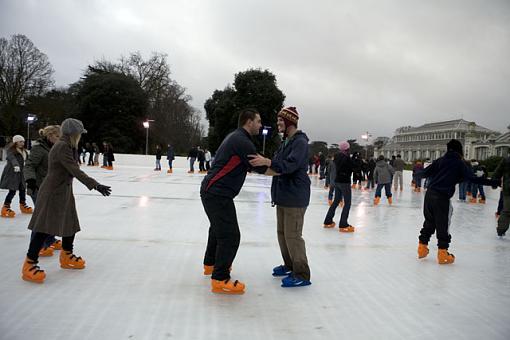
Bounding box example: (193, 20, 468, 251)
(270, 131, 311, 207)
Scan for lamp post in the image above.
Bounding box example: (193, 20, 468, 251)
(143, 119, 155, 155)
(26, 115, 36, 150)
(361, 131, 372, 159)
(262, 127, 269, 155)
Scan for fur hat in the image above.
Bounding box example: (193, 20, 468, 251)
(12, 135, 25, 143)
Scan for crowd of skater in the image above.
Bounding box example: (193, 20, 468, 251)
(0, 110, 509, 296)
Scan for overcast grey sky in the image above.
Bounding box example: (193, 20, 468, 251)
(1, 0, 509, 143)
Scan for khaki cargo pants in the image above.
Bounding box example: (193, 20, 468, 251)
(276, 206, 310, 281)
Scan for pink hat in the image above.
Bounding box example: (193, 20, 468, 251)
(339, 141, 350, 151)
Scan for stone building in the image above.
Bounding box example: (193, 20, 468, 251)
(374, 119, 508, 161)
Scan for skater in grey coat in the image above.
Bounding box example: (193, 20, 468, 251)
(374, 155, 395, 205)
(0, 135, 32, 218)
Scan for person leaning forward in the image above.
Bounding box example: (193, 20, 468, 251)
(200, 108, 268, 295)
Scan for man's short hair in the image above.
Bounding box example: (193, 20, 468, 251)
(397, 154, 401, 158)
(238, 108, 260, 127)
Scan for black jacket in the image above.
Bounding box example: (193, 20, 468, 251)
(201, 128, 266, 198)
(334, 152, 354, 184)
(156, 149, 162, 159)
(270, 131, 311, 207)
(422, 151, 497, 198)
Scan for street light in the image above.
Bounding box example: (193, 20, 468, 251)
(143, 120, 155, 155)
(361, 131, 372, 159)
(26, 115, 37, 150)
(262, 126, 270, 155)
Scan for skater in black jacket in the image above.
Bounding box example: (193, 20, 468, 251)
(417, 139, 499, 264)
(200, 108, 268, 294)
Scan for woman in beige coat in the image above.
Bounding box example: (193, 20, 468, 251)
(22, 118, 111, 284)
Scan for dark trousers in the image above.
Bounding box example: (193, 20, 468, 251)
(27, 232, 75, 261)
(202, 193, 240, 281)
(497, 195, 510, 236)
(88, 153, 94, 165)
(419, 189, 452, 249)
(4, 185, 26, 205)
(206, 161, 211, 171)
(324, 183, 352, 227)
(472, 184, 485, 200)
(375, 183, 392, 198)
(199, 160, 205, 172)
(366, 176, 375, 189)
(497, 191, 504, 214)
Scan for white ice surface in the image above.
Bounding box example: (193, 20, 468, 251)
(0, 155, 509, 340)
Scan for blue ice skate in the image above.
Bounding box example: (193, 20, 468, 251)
(272, 265, 291, 277)
(281, 275, 311, 288)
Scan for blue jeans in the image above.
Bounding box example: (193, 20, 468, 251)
(324, 183, 351, 227)
(472, 184, 485, 200)
(189, 157, 196, 171)
(375, 183, 392, 198)
(168, 160, 173, 169)
(458, 182, 468, 200)
(155, 159, 161, 170)
(413, 176, 422, 188)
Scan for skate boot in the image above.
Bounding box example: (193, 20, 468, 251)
(22, 257, 46, 283)
(50, 240, 62, 250)
(374, 197, 381, 205)
(187, 170, 194, 174)
(417, 242, 429, 258)
(204, 265, 214, 275)
(60, 251, 86, 269)
(211, 278, 245, 294)
(1, 204, 15, 218)
(281, 275, 311, 288)
(339, 225, 355, 233)
(20, 203, 33, 214)
(39, 247, 54, 257)
(167, 169, 173, 174)
(323, 222, 336, 228)
(388, 197, 393, 205)
(328, 199, 333, 206)
(106, 166, 113, 170)
(272, 265, 292, 277)
(478, 198, 486, 204)
(437, 249, 455, 264)
(351, 184, 357, 189)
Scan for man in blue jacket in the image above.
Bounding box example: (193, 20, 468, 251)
(249, 107, 312, 288)
(201, 108, 267, 294)
(417, 139, 500, 264)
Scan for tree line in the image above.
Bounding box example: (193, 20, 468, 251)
(0, 34, 202, 154)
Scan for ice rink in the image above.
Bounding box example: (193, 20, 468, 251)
(1, 155, 509, 340)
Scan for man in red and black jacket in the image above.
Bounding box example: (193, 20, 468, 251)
(200, 108, 267, 295)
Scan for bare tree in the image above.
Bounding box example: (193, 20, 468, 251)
(0, 34, 54, 107)
(90, 52, 203, 153)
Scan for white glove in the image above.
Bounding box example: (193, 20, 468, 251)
(14, 166, 20, 172)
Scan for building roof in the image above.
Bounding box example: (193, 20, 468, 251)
(495, 130, 510, 144)
(395, 119, 495, 135)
